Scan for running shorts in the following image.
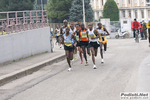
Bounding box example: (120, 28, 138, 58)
(64, 45, 74, 52)
(88, 42, 100, 49)
(80, 41, 89, 47)
(55, 36, 60, 39)
(76, 41, 81, 47)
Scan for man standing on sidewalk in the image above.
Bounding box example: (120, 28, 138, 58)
(142, 20, 147, 40)
(147, 20, 150, 47)
(140, 22, 144, 40)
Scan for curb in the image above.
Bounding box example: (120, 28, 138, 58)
(0, 53, 66, 86)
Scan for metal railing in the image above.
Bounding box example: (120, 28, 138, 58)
(0, 10, 49, 35)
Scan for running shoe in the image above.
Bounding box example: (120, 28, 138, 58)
(88, 53, 91, 56)
(103, 50, 106, 54)
(101, 59, 104, 63)
(93, 65, 97, 69)
(72, 59, 74, 62)
(74, 55, 77, 59)
(68, 67, 73, 72)
(81, 60, 83, 64)
(85, 62, 89, 66)
(60, 44, 62, 48)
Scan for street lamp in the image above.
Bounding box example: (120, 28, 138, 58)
(83, 0, 85, 25)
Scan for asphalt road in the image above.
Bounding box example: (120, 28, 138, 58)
(1, 39, 150, 100)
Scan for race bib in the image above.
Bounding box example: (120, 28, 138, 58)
(64, 40, 72, 46)
(76, 36, 79, 41)
(81, 32, 87, 38)
(88, 33, 95, 39)
(57, 33, 60, 36)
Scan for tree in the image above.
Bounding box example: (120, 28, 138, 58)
(45, 0, 73, 23)
(103, 0, 119, 21)
(69, 0, 94, 22)
(0, 0, 35, 11)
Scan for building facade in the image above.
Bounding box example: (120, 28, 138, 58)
(91, 0, 150, 22)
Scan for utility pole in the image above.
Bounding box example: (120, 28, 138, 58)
(83, 0, 85, 25)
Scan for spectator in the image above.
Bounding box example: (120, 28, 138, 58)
(140, 22, 144, 40)
(131, 18, 141, 38)
(142, 20, 147, 40)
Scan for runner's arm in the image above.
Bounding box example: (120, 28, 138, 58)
(61, 35, 64, 44)
(86, 31, 89, 41)
(55, 29, 57, 34)
(60, 28, 63, 35)
(71, 34, 76, 47)
(104, 28, 110, 35)
(91, 29, 99, 39)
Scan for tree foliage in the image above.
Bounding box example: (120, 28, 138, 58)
(0, 0, 35, 11)
(103, 0, 119, 21)
(45, 0, 73, 23)
(69, 0, 94, 22)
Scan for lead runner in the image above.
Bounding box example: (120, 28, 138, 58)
(62, 27, 76, 72)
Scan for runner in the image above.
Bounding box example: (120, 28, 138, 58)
(74, 24, 83, 64)
(55, 25, 60, 45)
(62, 27, 75, 71)
(87, 23, 100, 69)
(97, 23, 110, 63)
(60, 20, 68, 48)
(80, 23, 90, 66)
(69, 22, 77, 60)
(70, 22, 76, 34)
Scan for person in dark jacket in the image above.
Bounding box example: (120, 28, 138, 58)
(142, 20, 147, 40)
(140, 22, 144, 40)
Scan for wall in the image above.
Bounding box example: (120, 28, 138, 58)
(0, 27, 51, 64)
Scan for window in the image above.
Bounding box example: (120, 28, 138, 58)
(102, 0, 103, 5)
(128, 0, 130, 4)
(92, 0, 94, 6)
(135, 10, 137, 18)
(141, 10, 144, 18)
(148, 10, 150, 18)
(117, 0, 119, 4)
(129, 10, 131, 18)
(122, 0, 125, 4)
(97, 0, 99, 6)
(141, 0, 143, 3)
(123, 11, 125, 17)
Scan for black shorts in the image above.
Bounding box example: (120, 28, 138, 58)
(80, 41, 88, 47)
(55, 36, 59, 38)
(64, 45, 74, 52)
(88, 42, 100, 49)
(76, 41, 81, 47)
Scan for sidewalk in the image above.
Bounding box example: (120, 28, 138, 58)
(0, 43, 65, 86)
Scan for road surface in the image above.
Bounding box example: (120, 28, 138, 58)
(0, 39, 150, 100)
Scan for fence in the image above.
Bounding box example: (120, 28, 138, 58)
(0, 10, 49, 35)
